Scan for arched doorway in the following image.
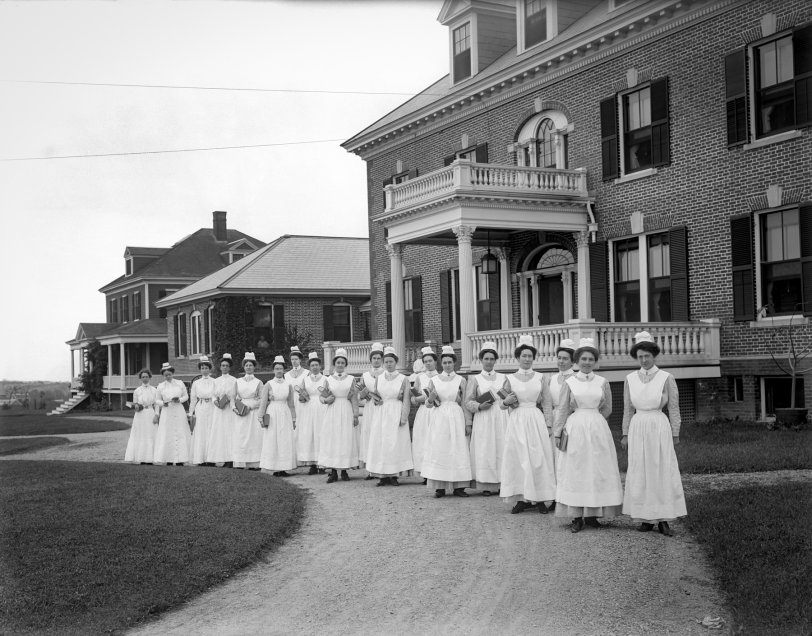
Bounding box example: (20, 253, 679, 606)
(519, 246, 575, 327)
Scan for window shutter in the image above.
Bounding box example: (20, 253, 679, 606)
(322, 305, 334, 341)
(475, 143, 489, 163)
(439, 270, 452, 343)
(725, 49, 749, 146)
(600, 97, 619, 180)
(799, 205, 812, 316)
(650, 78, 671, 167)
(730, 215, 755, 321)
(173, 314, 179, 356)
(385, 281, 392, 339)
(589, 241, 609, 321)
(411, 277, 423, 342)
(273, 304, 285, 348)
(407, 168, 419, 179)
(794, 23, 812, 128)
(669, 226, 689, 321)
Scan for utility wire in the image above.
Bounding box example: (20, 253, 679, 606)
(0, 138, 348, 162)
(4, 79, 444, 97)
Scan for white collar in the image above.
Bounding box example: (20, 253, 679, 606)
(577, 371, 595, 381)
(442, 371, 456, 378)
(333, 372, 347, 379)
(516, 368, 534, 377)
(559, 368, 575, 377)
(480, 369, 496, 378)
(243, 374, 254, 380)
(639, 365, 659, 377)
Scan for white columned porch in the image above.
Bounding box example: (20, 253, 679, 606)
(70, 351, 75, 383)
(387, 243, 406, 370)
(574, 229, 591, 320)
(453, 224, 476, 367)
(561, 270, 573, 322)
(119, 345, 126, 391)
(107, 344, 112, 391)
(497, 248, 511, 329)
(145, 344, 151, 374)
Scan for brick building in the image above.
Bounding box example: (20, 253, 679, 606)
(66, 211, 264, 404)
(341, 0, 812, 423)
(156, 235, 371, 382)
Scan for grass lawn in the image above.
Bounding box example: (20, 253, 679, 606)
(0, 437, 70, 456)
(0, 461, 306, 635)
(685, 483, 811, 635)
(612, 419, 812, 473)
(0, 413, 130, 436)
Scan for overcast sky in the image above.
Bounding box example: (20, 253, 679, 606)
(0, 0, 448, 382)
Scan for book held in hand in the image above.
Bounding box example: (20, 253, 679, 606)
(475, 390, 496, 405)
(496, 388, 511, 400)
(232, 398, 250, 417)
(125, 401, 134, 409)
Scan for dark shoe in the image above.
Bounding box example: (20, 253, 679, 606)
(248, 467, 260, 471)
(224, 462, 234, 468)
(176, 463, 185, 466)
(584, 516, 602, 528)
(365, 474, 374, 480)
(638, 522, 654, 532)
(571, 517, 584, 533)
(276, 471, 290, 477)
(422, 478, 428, 485)
(326, 470, 338, 484)
(538, 502, 549, 514)
(547, 501, 556, 512)
(390, 477, 400, 487)
(340, 470, 350, 482)
(308, 465, 318, 475)
(377, 478, 390, 487)
(511, 501, 530, 514)
(482, 490, 492, 497)
(453, 488, 469, 497)
(435, 489, 446, 498)
(658, 521, 673, 537)
(318, 468, 326, 474)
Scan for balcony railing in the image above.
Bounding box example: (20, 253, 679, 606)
(321, 341, 425, 375)
(467, 320, 721, 372)
(384, 161, 588, 214)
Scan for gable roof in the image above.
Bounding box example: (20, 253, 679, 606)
(157, 235, 370, 307)
(125, 246, 169, 258)
(67, 319, 167, 345)
(101, 227, 265, 291)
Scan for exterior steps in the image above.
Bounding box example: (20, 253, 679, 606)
(47, 392, 89, 416)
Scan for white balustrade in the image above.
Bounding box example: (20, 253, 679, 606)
(324, 340, 429, 375)
(385, 162, 588, 214)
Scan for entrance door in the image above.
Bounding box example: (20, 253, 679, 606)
(537, 276, 564, 325)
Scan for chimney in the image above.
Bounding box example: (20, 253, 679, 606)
(213, 211, 227, 241)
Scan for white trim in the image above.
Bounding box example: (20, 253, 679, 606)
(742, 129, 803, 151)
(614, 167, 658, 184)
(207, 305, 215, 354)
(330, 301, 354, 342)
(449, 15, 477, 84)
(746, 28, 797, 145)
(144, 283, 150, 320)
(749, 315, 809, 328)
(190, 311, 202, 356)
(517, 0, 557, 55)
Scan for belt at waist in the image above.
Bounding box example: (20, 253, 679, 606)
(635, 408, 661, 413)
(574, 407, 599, 412)
(518, 403, 538, 409)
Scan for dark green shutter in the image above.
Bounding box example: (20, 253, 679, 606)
(322, 305, 334, 341)
(731, 215, 755, 321)
(173, 314, 179, 356)
(650, 78, 670, 167)
(800, 205, 812, 316)
(600, 97, 618, 180)
(411, 277, 423, 342)
(385, 281, 392, 339)
(475, 143, 488, 163)
(439, 270, 452, 343)
(589, 241, 609, 321)
(794, 23, 812, 128)
(273, 304, 285, 349)
(725, 49, 748, 146)
(669, 226, 689, 321)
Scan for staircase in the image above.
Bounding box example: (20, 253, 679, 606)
(47, 392, 90, 416)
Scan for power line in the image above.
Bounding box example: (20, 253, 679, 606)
(3, 79, 444, 97)
(0, 138, 348, 162)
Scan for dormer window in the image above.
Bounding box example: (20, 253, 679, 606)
(453, 23, 472, 82)
(125, 257, 133, 277)
(524, 0, 547, 49)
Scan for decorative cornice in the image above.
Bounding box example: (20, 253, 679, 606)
(385, 243, 403, 257)
(346, 0, 741, 159)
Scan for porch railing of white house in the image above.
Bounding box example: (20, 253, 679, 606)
(385, 162, 588, 213)
(102, 375, 160, 391)
(467, 320, 721, 372)
(321, 341, 424, 375)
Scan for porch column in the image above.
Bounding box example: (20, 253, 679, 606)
(387, 243, 406, 370)
(497, 249, 511, 329)
(145, 344, 151, 375)
(106, 344, 112, 394)
(528, 276, 538, 326)
(562, 270, 573, 322)
(70, 351, 75, 384)
(517, 275, 528, 327)
(574, 230, 591, 319)
(453, 225, 477, 367)
(119, 344, 126, 390)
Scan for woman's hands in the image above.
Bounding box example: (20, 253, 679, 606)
(153, 414, 159, 425)
(620, 435, 628, 450)
(321, 395, 336, 405)
(352, 414, 359, 427)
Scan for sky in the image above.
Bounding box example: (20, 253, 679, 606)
(0, 0, 449, 382)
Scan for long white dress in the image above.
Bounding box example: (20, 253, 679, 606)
(358, 369, 383, 468)
(207, 373, 237, 464)
(232, 375, 263, 467)
(317, 374, 359, 470)
(259, 377, 298, 472)
(465, 371, 508, 492)
(421, 373, 472, 491)
(554, 373, 623, 518)
(153, 379, 191, 465)
(366, 371, 413, 478)
(124, 384, 158, 463)
(546, 369, 575, 477)
(285, 367, 308, 421)
(622, 368, 687, 522)
(499, 372, 556, 504)
(189, 376, 216, 465)
(295, 373, 328, 466)
(411, 370, 437, 476)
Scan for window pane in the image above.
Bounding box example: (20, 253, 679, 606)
(784, 210, 800, 259)
(649, 277, 672, 321)
(777, 36, 793, 83)
(332, 305, 351, 342)
(762, 210, 800, 262)
(536, 118, 556, 168)
(759, 41, 778, 88)
(525, 0, 546, 48)
(614, 281, 640, 321)
(404, 280, 413, 311)
(252, 308, 271, 327)
(614, 239, 640, 282)
(762, 261, 802, 315)
(640, 87, 651, 127)
(648, 233, 670, 278)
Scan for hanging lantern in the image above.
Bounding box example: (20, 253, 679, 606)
(481, 230, 498, 273)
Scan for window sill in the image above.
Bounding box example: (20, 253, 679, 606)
(614, 168, 658, 184)
(742, 130, 803, 151)
(749, 315, 809, 328)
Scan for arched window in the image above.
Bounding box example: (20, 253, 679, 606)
(516, 110, 570, 169)
(536, 118, 557, 169)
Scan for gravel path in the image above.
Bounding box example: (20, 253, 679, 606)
(8, 428, 779, 635)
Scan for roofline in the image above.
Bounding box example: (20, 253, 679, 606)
(99, 276, 199, 293)
(342, 0, 722, 154)
(156, 287, 372, 308)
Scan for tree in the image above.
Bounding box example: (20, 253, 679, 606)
(79, 339, 108, 402)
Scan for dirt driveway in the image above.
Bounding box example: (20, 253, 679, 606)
(6, 427, 730, 636)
